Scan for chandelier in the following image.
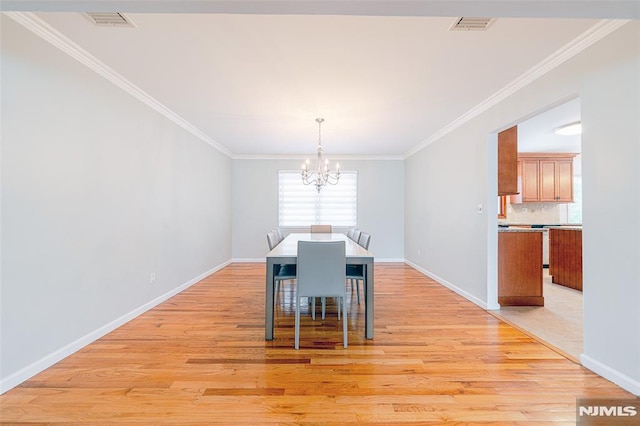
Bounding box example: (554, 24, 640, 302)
(301, 118, 340, 192)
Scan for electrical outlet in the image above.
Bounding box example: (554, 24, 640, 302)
(150, 272, 157, 284)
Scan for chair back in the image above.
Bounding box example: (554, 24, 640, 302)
(358, 232, 371, 250)
(296, 241, 345, 298)
(310, 224, 332, 233)
(351, 229, 361, 243)
(346, 227, 355, 240)
(275, 228, 284, 243)
(266, 231, 278, 251)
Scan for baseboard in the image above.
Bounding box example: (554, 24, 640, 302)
(404, 260, 489, 310)
(231, 257, 405, 263)
(498, 296, 544, 306)
(0, 260, 231, 394)
(232, 258, 266, 263)
(580, 353, 640, 396)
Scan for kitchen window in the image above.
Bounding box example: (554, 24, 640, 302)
(498, 196, 507, 219)
(278, 170, 357, 227)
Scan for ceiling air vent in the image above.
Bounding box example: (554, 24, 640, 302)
(84, 12, 135, 28)
(449, 17, 495, 31)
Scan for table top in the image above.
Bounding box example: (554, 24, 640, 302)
(267, 233, 373, 260)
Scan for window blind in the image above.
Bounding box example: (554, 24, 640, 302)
(278, 170, 357, 227)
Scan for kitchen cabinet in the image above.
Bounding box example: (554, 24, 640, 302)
(549, 227, 583, 291)
(498, 126, 518, 196)
(510, 153, 577, 203)
(520, 159, 540, 202)
(498, 229, 544, 306)
(539, 159, 574, 201)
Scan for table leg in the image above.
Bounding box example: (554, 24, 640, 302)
(265, 260, 275, 340)
(365, 260, 374, 339)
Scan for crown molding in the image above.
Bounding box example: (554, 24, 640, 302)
(232, 154, 404, 161)
(403, 19, 630, 159)
(5, 11, 235, 158)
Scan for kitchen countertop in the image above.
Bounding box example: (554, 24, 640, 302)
(499, 223, 582, 227)
(498, 228, 545, 233)
(498, 224, 582, 232)
(546, 226, 583, 230)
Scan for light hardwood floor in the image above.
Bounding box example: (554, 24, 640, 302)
(0, 263, 632, 424)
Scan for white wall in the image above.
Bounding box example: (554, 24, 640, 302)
(405, 21, 639, 395)
(0, 16, 232, 391)
(405, 118, 492, 307)
(232, 159, 404, 260)
(579, 22, 639, 392)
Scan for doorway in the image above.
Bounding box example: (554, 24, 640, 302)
(490, 97, 583, 362)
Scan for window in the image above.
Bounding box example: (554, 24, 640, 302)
(498, 195, 507, 219)
(567, 176, 582, 224)
(278, 170, 357, 227)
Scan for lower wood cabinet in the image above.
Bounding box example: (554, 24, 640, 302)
(549, 227, 583, 291)
(498, 230, 544, 306)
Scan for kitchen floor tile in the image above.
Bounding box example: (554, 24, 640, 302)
(491, 269, 583, 362)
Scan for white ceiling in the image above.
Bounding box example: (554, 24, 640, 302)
(518, 97, 581, 154)
(3, 1, 632, 158)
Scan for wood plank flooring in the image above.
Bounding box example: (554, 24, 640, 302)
(0, 263, 633, 424)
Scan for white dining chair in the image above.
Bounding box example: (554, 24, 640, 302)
(346, 232, 371, 304)
(266, 230, 278, 251)
(295, 240, 347, 349)
(358, 232, 371, 250)
(267, 230, 296, 300)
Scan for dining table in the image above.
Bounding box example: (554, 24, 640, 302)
(265, 232, 374, 340)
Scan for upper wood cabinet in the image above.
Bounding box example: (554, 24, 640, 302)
(497, 126, 518, 196)
(510, 153, 577, 203)
(520, 159, 540, 202)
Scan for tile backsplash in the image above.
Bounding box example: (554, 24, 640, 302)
(501, 201, 565, 224)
